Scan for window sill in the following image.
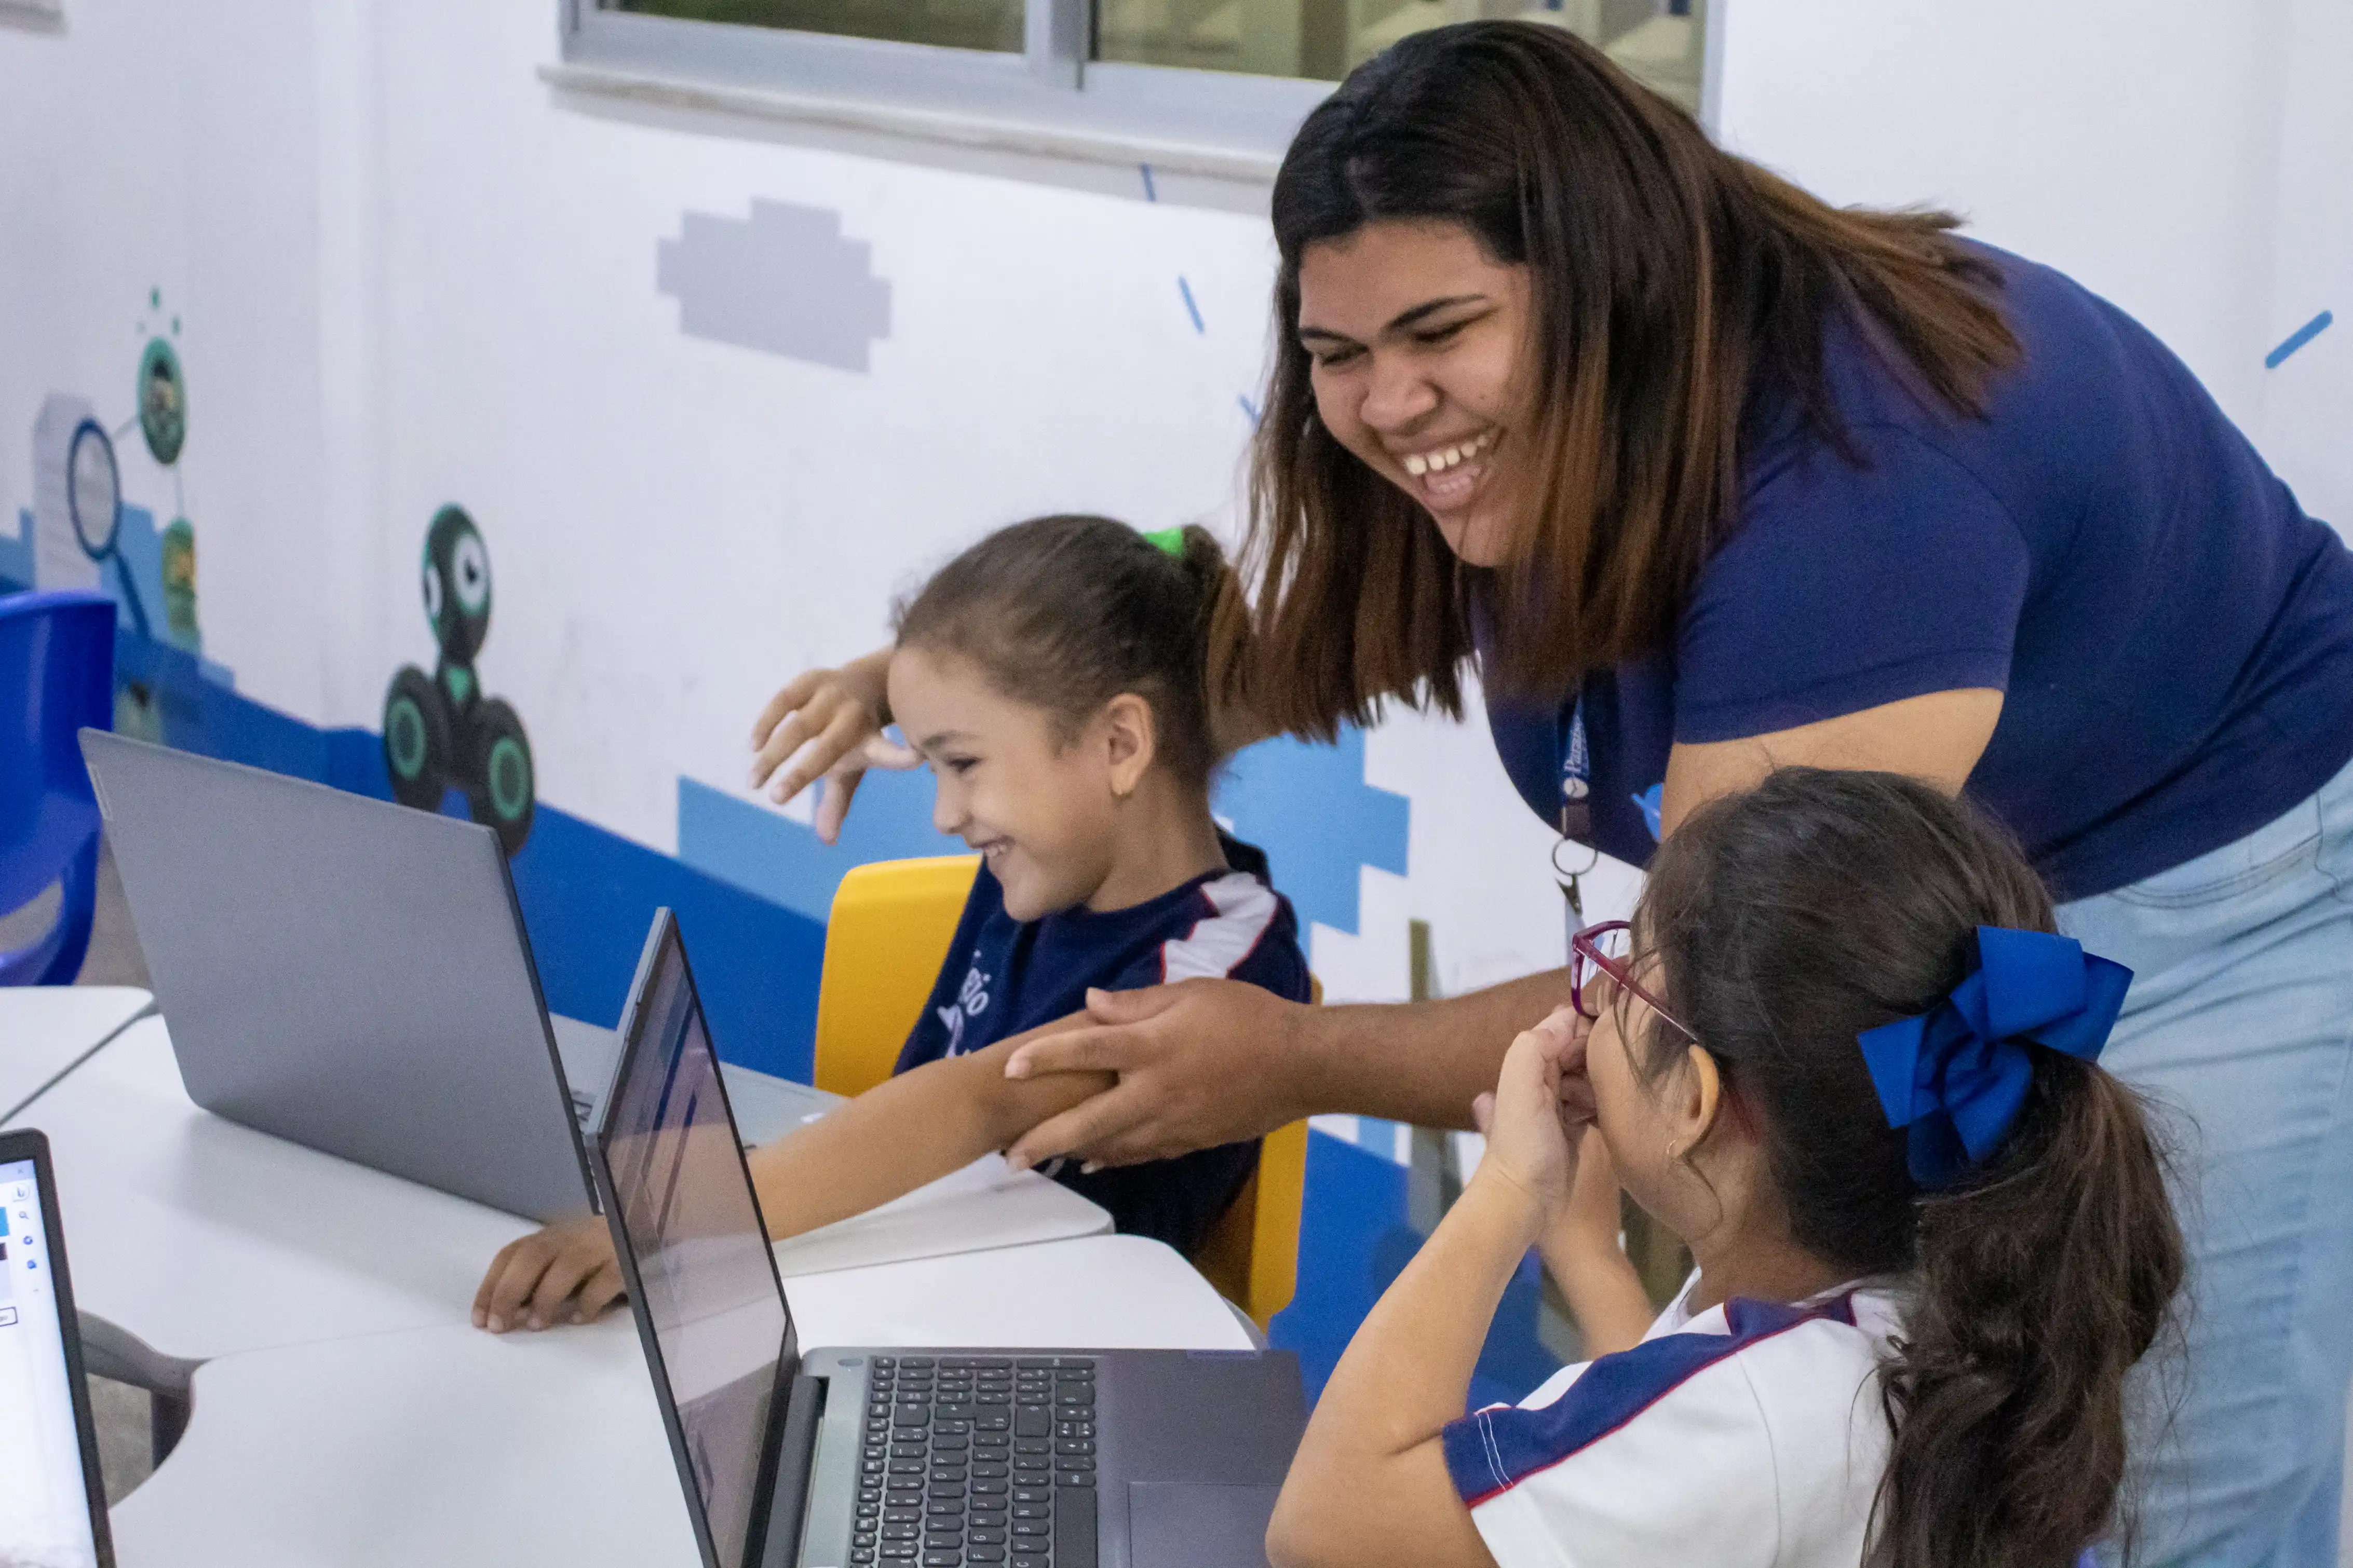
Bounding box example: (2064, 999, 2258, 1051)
(538, 60, 1292, 184)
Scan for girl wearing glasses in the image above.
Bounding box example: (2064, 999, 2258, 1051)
(1269, 769, 2183, 1568)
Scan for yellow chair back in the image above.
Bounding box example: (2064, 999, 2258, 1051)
(810, 854, 1314, 1329)
(813, 855, 982, 1097)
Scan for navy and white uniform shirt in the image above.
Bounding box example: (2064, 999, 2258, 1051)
(896, 838, 1311, 1257)
(1445, 1276, 1902, 1568)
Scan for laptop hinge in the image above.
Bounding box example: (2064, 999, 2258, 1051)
(752, 1369, 827, 1568)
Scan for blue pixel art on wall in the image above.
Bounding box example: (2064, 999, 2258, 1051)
(1215, 729, 1409, 936)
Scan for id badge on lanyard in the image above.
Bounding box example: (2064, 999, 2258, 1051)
(1552, 696, 1599, 937)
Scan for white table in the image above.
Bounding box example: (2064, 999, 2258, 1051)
(110, 1236, 1252, 1567)
(0, 985, 153, 1121)
(550, 1015, 1112, 1280)
(5, 1015, 546, 1359)
(6, 1013, 1110, 1359)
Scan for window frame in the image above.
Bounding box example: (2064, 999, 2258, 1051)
(556, 0, 1338, 173)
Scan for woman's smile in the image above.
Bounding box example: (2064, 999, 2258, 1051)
(1392, 426, 1499, 510)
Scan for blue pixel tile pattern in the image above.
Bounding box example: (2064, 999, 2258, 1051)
(1214, 729, 1410, 936)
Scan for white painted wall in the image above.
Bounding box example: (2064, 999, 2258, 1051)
(0, 0, 338, 723)
(1713, 0, 2349, 529)
(5, 0, 2345, 1007)
(1714, 0, 2292, 431)
(2254, 0, 2352, 528)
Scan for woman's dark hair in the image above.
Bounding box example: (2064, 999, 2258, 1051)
(1235, 21, 2022, 735)
(892, 515, 1240, 792)
(1630, 769, 2182, 1568)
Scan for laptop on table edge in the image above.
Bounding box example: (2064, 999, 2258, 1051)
(79, 728, 605, 1222)
(590, 908, 1307, 1568)
(0, 1127, 116, 1568)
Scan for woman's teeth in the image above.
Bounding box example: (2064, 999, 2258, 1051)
(1400, 429, 1496, 479)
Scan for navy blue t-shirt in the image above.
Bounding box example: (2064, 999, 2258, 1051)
(896, 840, 1311, 1257)
(1487, 242, 2353, 900)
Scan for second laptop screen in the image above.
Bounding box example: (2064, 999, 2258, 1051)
(604, 936, 792, 1568)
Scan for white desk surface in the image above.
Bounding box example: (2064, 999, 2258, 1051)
(6, 1013, 1108, 1359)
(0, 985, 153, 1120)
(110, 1235, 1252, 1567)
(5, 1014, 544, 1360)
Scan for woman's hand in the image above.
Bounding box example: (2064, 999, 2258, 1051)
(1468, 1005, 1592, 1219)
(747, 648, 918, 844)
(472, 1216, 624, 1334)
(1002, 981, 1315, 1170)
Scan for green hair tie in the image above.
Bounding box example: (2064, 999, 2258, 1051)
(1139, 526, 1187, 558)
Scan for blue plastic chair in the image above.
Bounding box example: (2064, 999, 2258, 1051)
(1, 590, 117, 985)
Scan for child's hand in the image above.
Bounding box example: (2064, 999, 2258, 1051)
(472, 1216, 624, 1334)
(1470, 1005, 1593, 1218)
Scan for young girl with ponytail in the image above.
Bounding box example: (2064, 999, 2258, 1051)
(1270, 767, 2183, 1568)
(473, 515, 1310, 1333)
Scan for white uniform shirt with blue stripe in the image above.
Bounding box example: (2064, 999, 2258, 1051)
(1444, 1277, 1902, 1568)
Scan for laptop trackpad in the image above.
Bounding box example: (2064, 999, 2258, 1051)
(1128, 1482, 1281, 1568)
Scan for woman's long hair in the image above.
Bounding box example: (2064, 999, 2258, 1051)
(1231, 21, 2021, 736)
(1634, 770, 2183, 1568)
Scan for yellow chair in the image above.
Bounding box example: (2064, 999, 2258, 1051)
(813, 854, 983, 1098)
(809, 854, 1311, 1329)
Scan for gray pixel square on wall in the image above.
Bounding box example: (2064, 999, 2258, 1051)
(657, 199, 892, 373)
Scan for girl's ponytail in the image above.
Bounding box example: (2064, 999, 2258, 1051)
(1874, 1060, 2183, 1568)
(1171, 524, 1251, 755)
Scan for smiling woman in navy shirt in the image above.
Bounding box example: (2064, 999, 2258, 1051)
(748, 22, 2353, 1565)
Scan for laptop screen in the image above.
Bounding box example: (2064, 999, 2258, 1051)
(601, 918, 794, 1568)
(0, 1157, 104, 1568)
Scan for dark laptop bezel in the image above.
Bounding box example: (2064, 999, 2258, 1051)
(0, 1126, 118, 1568)
(586, 908, 812, 1568)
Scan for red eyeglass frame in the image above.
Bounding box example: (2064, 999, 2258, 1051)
(1570, 920, 1698, 1044)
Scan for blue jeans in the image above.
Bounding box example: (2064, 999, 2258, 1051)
(2059, 756, 2353, 1568)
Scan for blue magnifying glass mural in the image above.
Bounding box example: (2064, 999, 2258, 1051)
(65, 416, 151, 639)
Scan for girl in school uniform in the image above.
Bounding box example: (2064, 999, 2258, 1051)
(474, 514, 1310, 1333)
(1269, 768, 2184, 1568)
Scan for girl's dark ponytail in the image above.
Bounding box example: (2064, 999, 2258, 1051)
(1635, 769, 2184, 1568)
(1174, 524, 1251, 748)
(1874, 1060, 2182, 1568)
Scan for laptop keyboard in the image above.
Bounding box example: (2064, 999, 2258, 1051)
(853, 1355, 1098, 1568)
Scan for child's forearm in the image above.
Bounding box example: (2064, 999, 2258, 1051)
(1538, 1223, 1655, 1360)
(748, 1024, 1111, 1241)
(1316, 1174, 1539, 1452)
(1268, 1174, 1537, 1568)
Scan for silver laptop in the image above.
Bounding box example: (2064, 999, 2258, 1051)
(79, 729, 604, 1222)
(592, 909, 1307, 1568)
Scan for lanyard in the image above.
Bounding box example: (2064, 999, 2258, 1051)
(1552, 696, 1600, 940)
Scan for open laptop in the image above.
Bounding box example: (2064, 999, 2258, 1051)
(0, 1129, 115, 1568)
(79, 728, 607, 1222)
(591, 909, 1307, 1568)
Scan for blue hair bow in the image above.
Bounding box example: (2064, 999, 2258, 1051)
(1856, 927, 2132, 1189)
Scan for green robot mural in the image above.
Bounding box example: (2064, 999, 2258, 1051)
(382, 505, 537, 856)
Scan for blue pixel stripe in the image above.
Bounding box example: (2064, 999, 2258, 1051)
(2266, 309, 2333, 370)
(1443, 1295, 1854, 1506)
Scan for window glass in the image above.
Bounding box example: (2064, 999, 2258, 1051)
(608, 0, 1024, 55)
(1092, 0, 1706, 113)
